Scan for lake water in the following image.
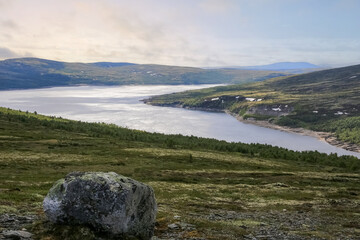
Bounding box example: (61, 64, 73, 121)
(1, 85, 359, 158)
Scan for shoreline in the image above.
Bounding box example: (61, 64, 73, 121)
(146, 101, 360, 154)
(225, 110, 360, 154)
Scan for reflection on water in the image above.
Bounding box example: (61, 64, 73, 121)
(0, 85, 359, 158)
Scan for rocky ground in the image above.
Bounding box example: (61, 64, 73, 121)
(1, 199, 359, 240)
(154, 209, 360, 240)
(0, 214, 37, 240)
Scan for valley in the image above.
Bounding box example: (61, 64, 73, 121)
(2, 1, 360, 239)
(0, 58, 359, 240)
(0, 61, 359, 239)
(1, 85, 358, 157)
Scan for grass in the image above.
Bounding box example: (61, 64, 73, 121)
(0, 107, 359, 239)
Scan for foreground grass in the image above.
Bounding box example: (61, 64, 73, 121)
(0, 108, 359, 239)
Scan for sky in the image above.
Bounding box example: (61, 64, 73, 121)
(0, 0, 359, 67)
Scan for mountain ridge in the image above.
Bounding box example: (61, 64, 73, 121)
(206, 61, 322, 73)
(239, 62, 320, 70)
(0, 57, 288, 90)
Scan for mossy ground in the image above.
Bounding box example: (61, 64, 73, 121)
(0, 109, 359, 239)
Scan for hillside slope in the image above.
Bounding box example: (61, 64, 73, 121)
(0, 58, 287, 90)
(0, 107, 359, 239)
(147, 64, 360, 147)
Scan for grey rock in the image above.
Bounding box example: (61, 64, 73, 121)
(2, 230, 32, 239)
(178, 222, 196, 230)
(43, 172, 157, 239)
(167, 223, 179, 230)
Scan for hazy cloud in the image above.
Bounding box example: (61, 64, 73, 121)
(199, 0, 236, 14)
(0, 47, 33, 60)
(0, 47, 19, 58)
(0, 0, 359, 67)
(1, 19, 17, 29)
(0, 0, 9, 8)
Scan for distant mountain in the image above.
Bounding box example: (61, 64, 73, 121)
(242, 62, 319, 70)
(0, 58, 288, 90)
(90, 62, 137, 68)
(220, 62, 322, 73)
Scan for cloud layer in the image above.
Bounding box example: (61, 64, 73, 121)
(0, 0, 359, 67)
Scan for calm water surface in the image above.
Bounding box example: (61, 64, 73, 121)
(1, 85, 359, 158)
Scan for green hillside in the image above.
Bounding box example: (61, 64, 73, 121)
(147, 64, 360, 146)
(0, 107, 359, 239)
(0, 58, 287, 90)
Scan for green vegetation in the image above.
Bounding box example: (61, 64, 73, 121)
(311, 116, 360, 144)
(0, 107, 359, 239)
(148, 64, 360, 145)
(0, 58, 287, 90)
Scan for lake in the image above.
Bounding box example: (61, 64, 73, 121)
(1, 85, 359, 158)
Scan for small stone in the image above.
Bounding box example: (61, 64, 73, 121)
(168, 223, 179, 230)
(179, 222, 196, 230)
(173, 215, 181, 220)
(255, 235, 270, 239)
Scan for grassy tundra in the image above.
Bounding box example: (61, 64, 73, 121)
(0, 107, 359, 239)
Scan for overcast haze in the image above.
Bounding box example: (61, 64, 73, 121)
(0, 0, 359, 67)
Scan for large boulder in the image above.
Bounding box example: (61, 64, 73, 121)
(43, 172, 157, 239)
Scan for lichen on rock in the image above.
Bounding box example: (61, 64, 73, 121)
(43, 172, 157, 240)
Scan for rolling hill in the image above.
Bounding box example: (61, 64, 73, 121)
(0, 107, 359, 239)
(0, 58, 288, 90)
(147, 64, 360, 147)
